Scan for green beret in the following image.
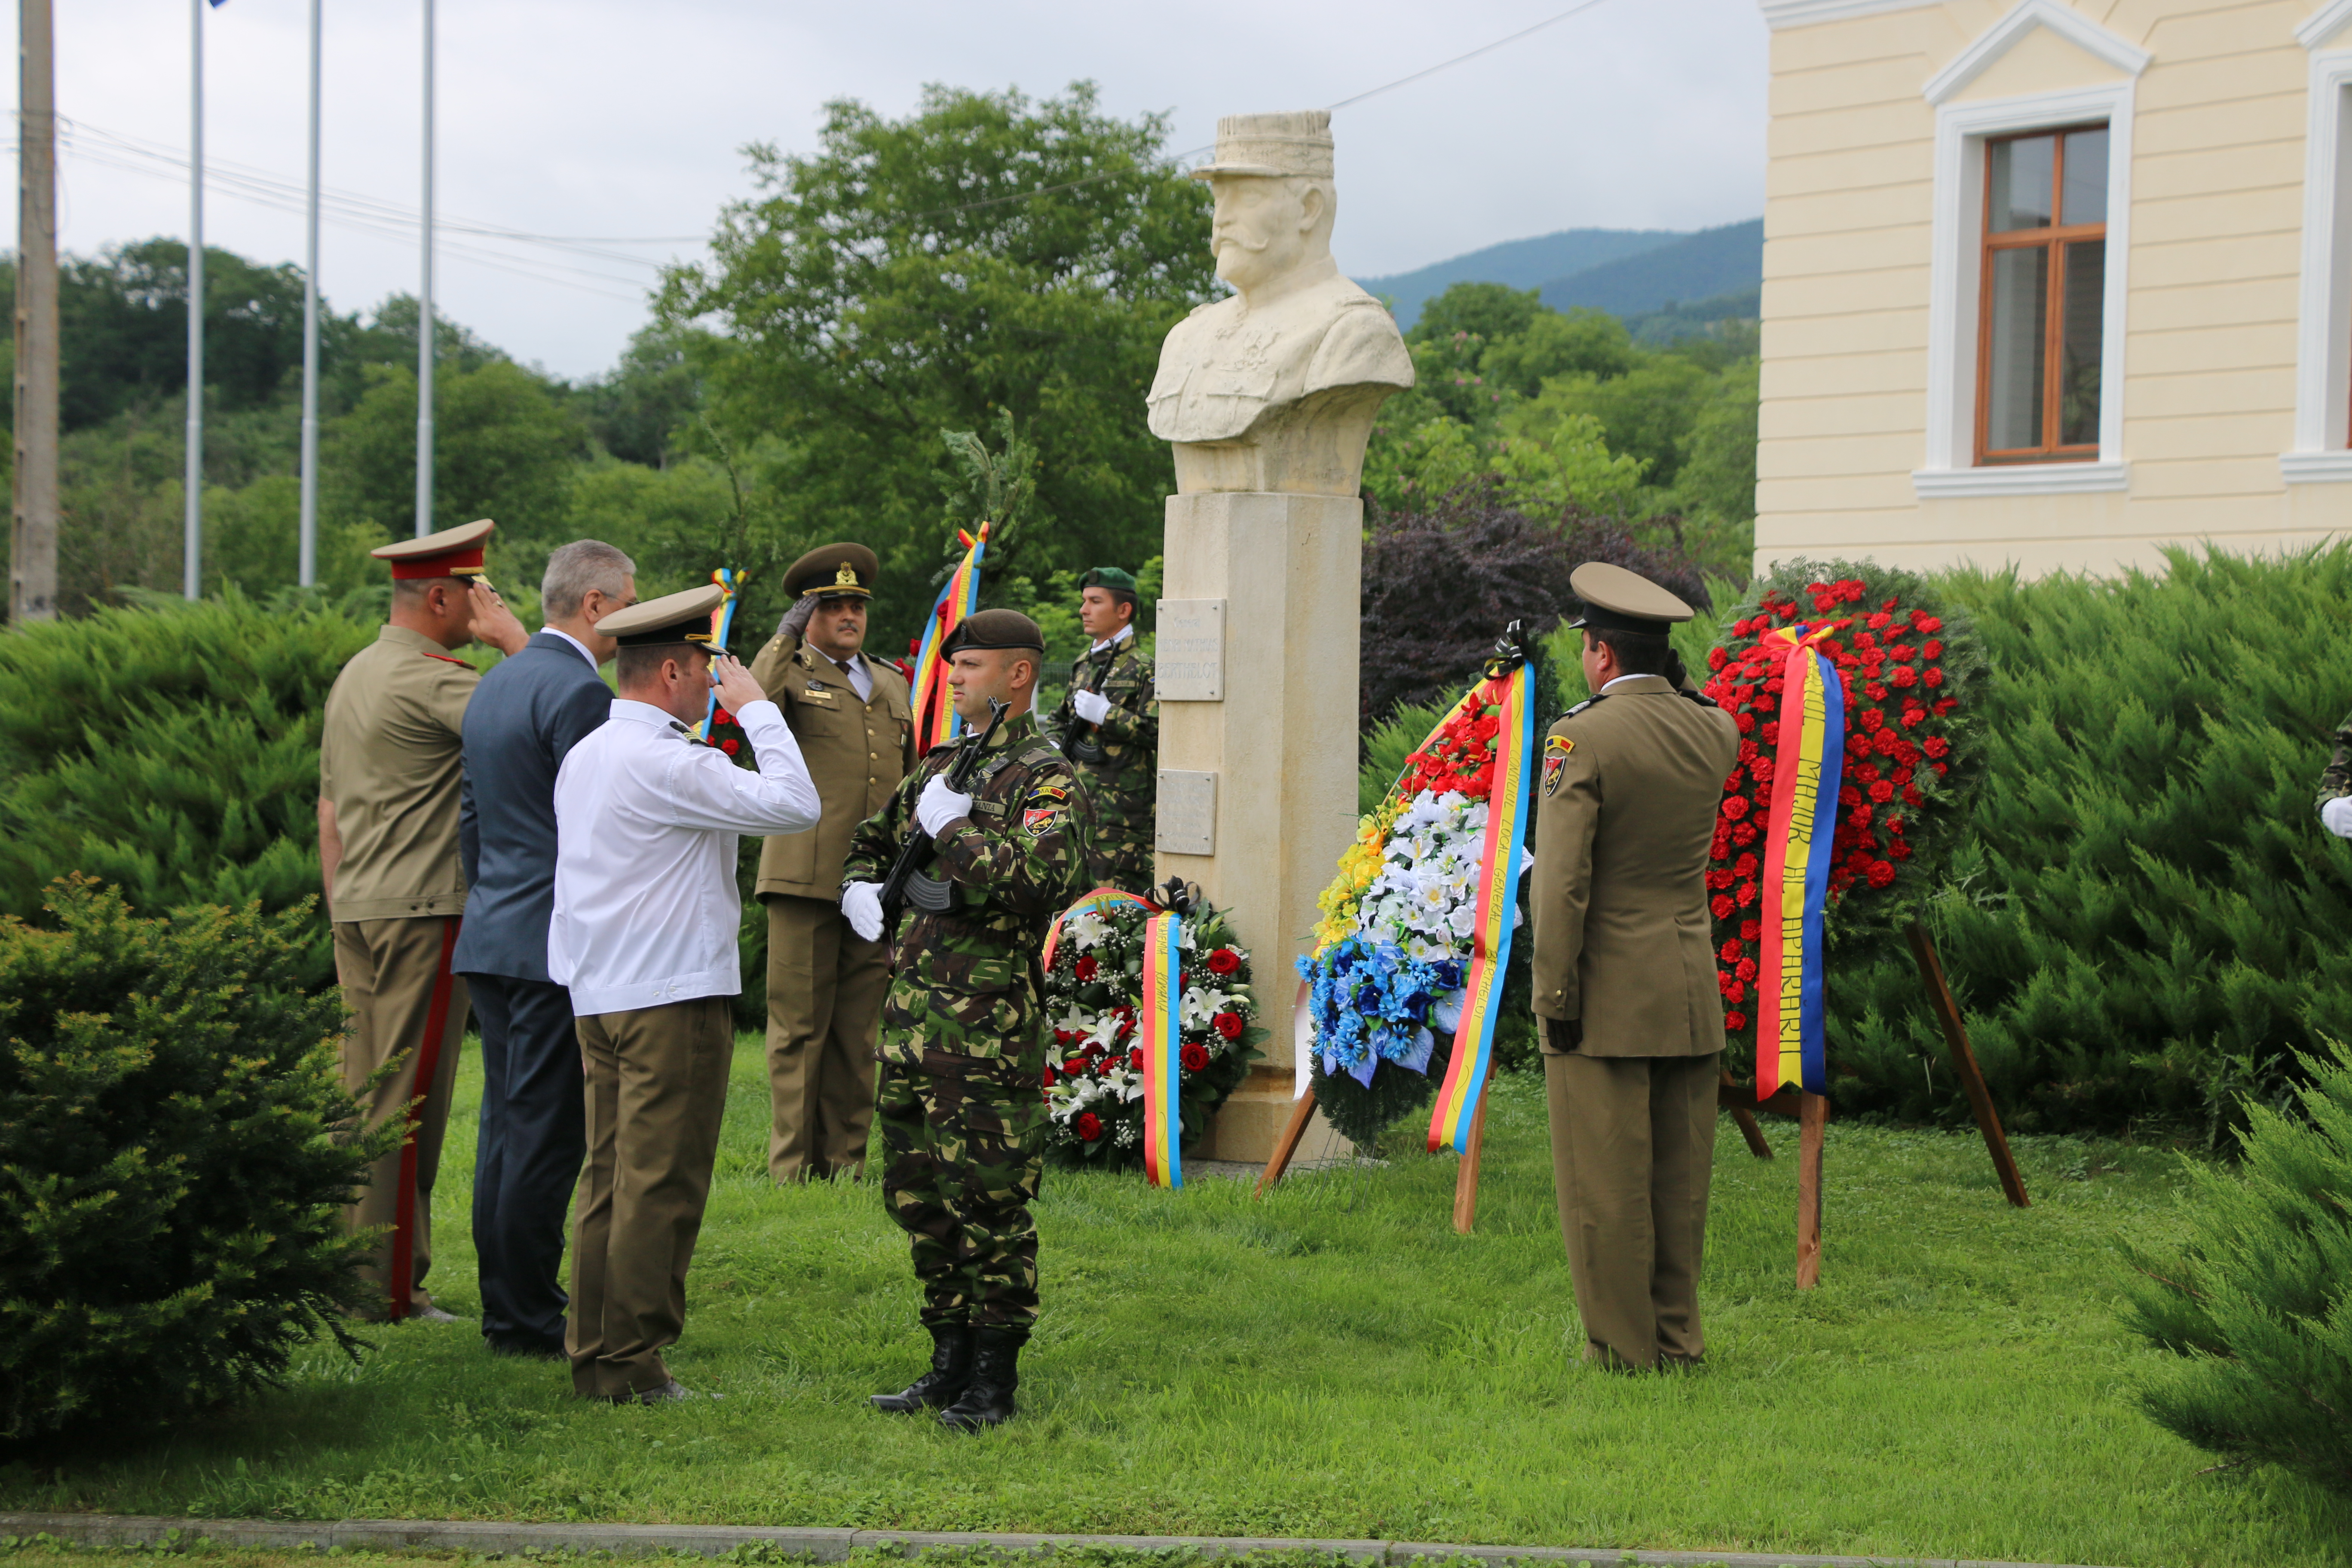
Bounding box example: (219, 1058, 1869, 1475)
(1081, 567, 1139, 596)
(941, 608, 1046, 657)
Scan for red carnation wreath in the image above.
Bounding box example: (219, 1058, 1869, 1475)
(1699, 560, 1986, 1065)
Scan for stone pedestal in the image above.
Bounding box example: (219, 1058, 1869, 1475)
(1155, 490, 1360, 1162)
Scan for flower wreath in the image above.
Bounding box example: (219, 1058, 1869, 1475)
(1299, 676, 1521, 1150)
(1700, 559, 1986, 1071)
(1041, 894, 1265, 1169)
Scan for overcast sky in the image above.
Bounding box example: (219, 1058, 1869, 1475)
(27, 0, 1769, 382)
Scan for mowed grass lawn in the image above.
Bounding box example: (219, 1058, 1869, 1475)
(6, 1042, 2349, 1568)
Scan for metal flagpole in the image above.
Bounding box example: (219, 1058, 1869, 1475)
(184, 0, 205, 598)
(297, 0, 321, 586)
(12, 0, 60, 622)
(414, 0, 433, 538)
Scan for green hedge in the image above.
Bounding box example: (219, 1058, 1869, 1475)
(1830, 546, 2352, 1139)
(0, 593, 378, 992)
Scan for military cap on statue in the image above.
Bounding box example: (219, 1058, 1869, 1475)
(940, 608, 1046, 657)
(1081, 567, 1138, 596)
(1567, 561, 1697, 637)
(1188, 110, 1335, 181)
(371, 518, 496, 579)
(599, 583, 731, 650)
(785, 543, 879, 602)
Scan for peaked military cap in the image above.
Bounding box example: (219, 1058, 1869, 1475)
(1567, 561, 1696, 638)
(785, 542, 878, 601)
(600, 583, 730, 649)
(371, 518, 495, 580)
(941, 608, 1045, 657)
(1081, 567, 1139, 596)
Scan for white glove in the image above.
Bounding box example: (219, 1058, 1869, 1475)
(917, 774, 974, 837)
(841, 881, 884, 942)
(2323, 797, 2352, 839)
(1071, 689, 1112, 726)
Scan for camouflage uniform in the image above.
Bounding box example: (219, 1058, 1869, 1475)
(2318, 711, 2352, 812)
(1046, 635, 1158, 893)
(841, 710, 1093, 1332)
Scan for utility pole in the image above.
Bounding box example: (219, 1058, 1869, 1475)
(297, 0, 321, 586)
(184, 0, 205, 600)
(414, 0, 434, 538)
(11, 0, 58, 623)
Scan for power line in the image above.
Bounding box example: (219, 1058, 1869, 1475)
(1324, 0, 1619, 112)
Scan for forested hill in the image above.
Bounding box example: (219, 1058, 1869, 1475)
(1360, 216, 1762, 334)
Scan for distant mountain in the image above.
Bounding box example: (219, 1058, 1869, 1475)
(1356, 227, 1685, 330)
(1539, 219, 1763, 320)
(1626, 288, 1763, 346)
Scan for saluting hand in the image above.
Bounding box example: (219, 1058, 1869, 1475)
(469, 579, 530, 656)
(710, 653, 768, 715)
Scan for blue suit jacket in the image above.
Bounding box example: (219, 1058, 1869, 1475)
(455, 631, 613, 982)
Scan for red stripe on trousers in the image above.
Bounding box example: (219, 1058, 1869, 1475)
(387, 918, 461, 1320)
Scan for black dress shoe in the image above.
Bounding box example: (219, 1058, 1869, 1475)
(935, 1326, 1024, 1432)
(871, 1322, 972, 1414)
(486, 1333, 568, 1362)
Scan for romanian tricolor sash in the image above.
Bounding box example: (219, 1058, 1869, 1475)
(1756, 623, 1848, 1100)
(911, 521, 989, 751)
(696, 567, 744, 741)
(1139, 910, 1184, 1189)
(1426, 660, 1537, 1154)
(1041, 885, 1155, 971)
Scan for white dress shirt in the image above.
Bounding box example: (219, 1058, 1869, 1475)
(543, 625, 600, 671)
(1090, 625, 1135, 655)
(825, 650, 874, 701)
(550, 697, 821, 1016)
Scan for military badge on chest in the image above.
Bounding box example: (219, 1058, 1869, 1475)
(1542, 735, 1574, 798)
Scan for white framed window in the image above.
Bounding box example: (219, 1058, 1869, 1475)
(2284, 13, 2352, 484)
(1913, 5, 2144, 499)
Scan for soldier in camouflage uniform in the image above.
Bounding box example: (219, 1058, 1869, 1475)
(2318, 715, 2352, 838)
(839, 608, 1093, 1431)
(1044, 567, 1158, 892)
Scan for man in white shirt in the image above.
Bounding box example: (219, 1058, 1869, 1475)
(549, 584, 821, 1404)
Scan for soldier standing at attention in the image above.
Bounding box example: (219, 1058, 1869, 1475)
(838, 609, 1093, 1431)
(318, 518, 529, 1321)
(549, 586, 821, 1403)
(1045, 567, 1157, 892)
(1530, 562, 1740, 1372)
(749, 545, 918, 1183)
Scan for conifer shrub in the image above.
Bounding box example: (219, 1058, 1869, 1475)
(0, 592, 377, 992)
(0, 877, 390, 1440)
(2121, 1038, 2352, 1497)
(1827, 546, 2352, 1137)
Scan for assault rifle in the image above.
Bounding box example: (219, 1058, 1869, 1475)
(879, 696, 1008, 936)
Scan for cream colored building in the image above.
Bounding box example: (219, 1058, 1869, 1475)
(1758, 0, 2352, 574)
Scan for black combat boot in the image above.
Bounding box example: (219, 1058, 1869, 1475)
(870, 1322, 972, 1413)
(935, 1325, 1024, 1432)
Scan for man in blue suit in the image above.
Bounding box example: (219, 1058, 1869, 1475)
(456, 539, 637, 1359)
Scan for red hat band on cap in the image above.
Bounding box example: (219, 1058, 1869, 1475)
(389, 546, 487, 580)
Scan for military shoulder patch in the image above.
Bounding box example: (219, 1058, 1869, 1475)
(1541, 734, 1576, 799)
(1021, 805, 1059, 836)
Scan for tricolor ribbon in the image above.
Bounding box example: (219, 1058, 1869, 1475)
(696, 567, 744, 743)
(1427, 659, 1537, 1154)
(1040, 885, 1156, 971)
(911, 521, 989, 752)
(1139, 910, 1184, 1189)
(1756, 622, 1848, 1100)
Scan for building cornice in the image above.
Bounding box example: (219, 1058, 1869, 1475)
(1924, 0, 2150, 104)
(1758, 0, 1936, 30)
(2301, 0, 2352, 50)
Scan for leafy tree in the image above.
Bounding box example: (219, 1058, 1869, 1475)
(661, 82, 1217, 643)
(328, 359, 588, 551)
(1406, 281, 1546, 349)
(578, 324, 700, 468)
(1480, 306, 1638, 397)
(1507, 356, 1714, 491)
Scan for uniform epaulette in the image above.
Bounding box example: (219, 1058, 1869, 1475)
(1016, 738, 1065, 770)
(1562, 695, 1607, 719)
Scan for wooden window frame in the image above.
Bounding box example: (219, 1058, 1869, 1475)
(1974, 123, 2108, 466)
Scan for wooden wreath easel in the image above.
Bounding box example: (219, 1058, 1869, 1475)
(1257, 921, 2028, 1263)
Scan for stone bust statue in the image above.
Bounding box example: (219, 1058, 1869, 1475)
(1148, 110, 1414, 497)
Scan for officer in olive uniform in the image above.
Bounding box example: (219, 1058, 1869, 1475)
(318, 518, 529, 1320)
(748, 545, 919, 1182)
(838, 609, 1093, 1431)
(1044, 567, 1157, 893)
(1530, 562, 1740, 1371)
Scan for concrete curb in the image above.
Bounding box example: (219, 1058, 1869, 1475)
(0, 1513, 2117, 1568)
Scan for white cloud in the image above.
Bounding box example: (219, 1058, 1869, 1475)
(22, 0, 1766, 380)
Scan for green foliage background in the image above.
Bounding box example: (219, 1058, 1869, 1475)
(0, 878, 388, 1440)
